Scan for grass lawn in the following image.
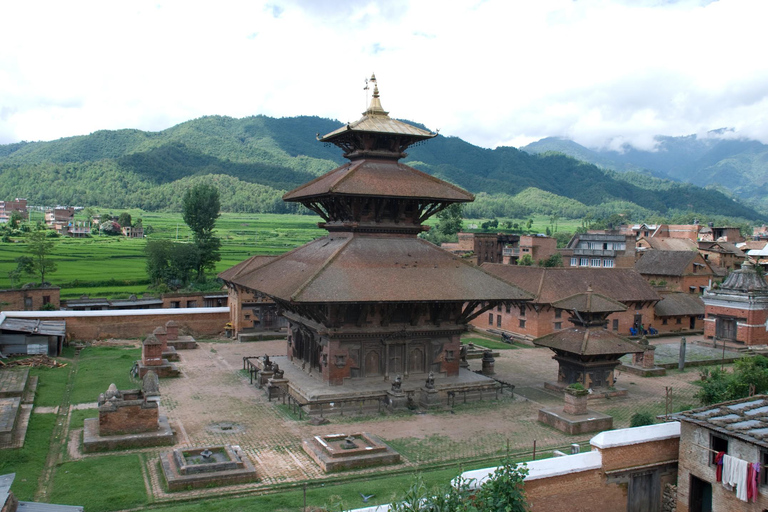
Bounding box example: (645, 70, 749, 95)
(29, 363, 72, 407)
(68, 408, 98, 429)
(50, 454, 147, 511)
(69, 346, 140, 404)
(0, 413, 57, 501)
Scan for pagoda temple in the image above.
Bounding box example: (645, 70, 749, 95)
(221, 76, 531, 397)
(534, 287, 644, 394)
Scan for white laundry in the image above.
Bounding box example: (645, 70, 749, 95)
(722, 454, 749, 501)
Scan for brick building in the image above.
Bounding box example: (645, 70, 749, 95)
(0, 286, 60, 311)
(652, 292, 705, 334)
(561, 231, 636, 268)
(635, 250, 716, 294)
(0, 198, 28, 223)
(219, 255, 285, 336)
(697, 241, 745, 274)
(442, 232, 556, 266)
(702, 261, 768, 345)
(673, 395, 768, 511)
(471, 266, 660, 339)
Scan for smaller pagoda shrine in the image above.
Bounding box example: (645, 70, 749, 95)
(534, 287, 644, 397)
(703, 261, 768, 345)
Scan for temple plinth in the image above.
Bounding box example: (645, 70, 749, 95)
(221, 77, 531, 409)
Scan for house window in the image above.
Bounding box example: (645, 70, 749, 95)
(603, 259, 615, 268)
(519, 306, 525, 317)
(24, 297, 32, 309)
(635, 302, 642, 310)
(519, 319, 526, 328)
(762, 451, 768, 485)
(580, 258, 588, 266)
(497, 315, 502, 327)
(571, 257, 578, 266)
(187, 300, 197, 308)
(497, 304, 502, 312)
(676, 317, 682, 324)
(42, 295, 51, 305)
(689, 286, 697, 294)
(591, 258, 601, 267)
(554, 309, 561, 319)
(171, 301, 180, 308)
(489, 313, 493, 325)
(612, 319, 619, 331)
(662, 318, 668, 325)
(505, 304, 511, 314)
(711, 435, 728, 465)
(554, 322, 562, 330)
(699, 286, 706, 294)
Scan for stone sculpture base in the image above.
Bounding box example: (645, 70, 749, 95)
(302, 433, 400, 473)
(137, 360, 180, 379)
(83, 415, 176, 452)
(538, 407, 613, 435)
(160, 445, 257, 491)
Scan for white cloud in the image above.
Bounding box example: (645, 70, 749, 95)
(0, 0, 767, 151)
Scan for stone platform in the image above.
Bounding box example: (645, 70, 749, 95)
(544, 381, 628, 399)
(302, 432, 400, 472)
(83, 415, 176, 452)
(0, 369, 30, 398)
(0, 369, 36, 449)
(136, 360, 180, 379)
(619, 363, 667, 377)
(167, 336, 198, 350)
(160, 445, 258, 491)
(272, 356, 502, 415)
(538, 407, 613, 435)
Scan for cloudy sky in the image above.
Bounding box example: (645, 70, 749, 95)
(1, 0, 766, 151)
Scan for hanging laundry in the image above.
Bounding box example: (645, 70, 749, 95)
(715, 451, 725, 482)
(722, 454, 749, 502)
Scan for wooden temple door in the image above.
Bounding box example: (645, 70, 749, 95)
(627, 470, 660, 512)
(388, 345, 403, 376)
(364, 349, 382, 377)
(716, 318, 736, 340)
(409, 347, 425, 374)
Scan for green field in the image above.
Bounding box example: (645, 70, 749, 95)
(0, 212, 574, 300)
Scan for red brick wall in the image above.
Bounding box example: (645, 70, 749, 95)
(598, 437, 679, 472)
(99, 403, 158, 435)
(525, 469, 627, 512)
(704, 303, 768, 345)
(474, 302, 655, 338)
(0, 287, 60, 311)
(39, 311, 228, 341)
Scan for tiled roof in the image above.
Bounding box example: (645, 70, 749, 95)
(551, 290, 627, 314)
(654, 292, 705, 317)
(634, 250, 711, 277)
(673, 395, 768, 449)
(480, 266, 660, 304)
(283, 159, 473, 202)
(533, 327, 644, 356)
(640, 237, 698, 251)
(218, 255, 276, 282)
(219, 235, 533, 303)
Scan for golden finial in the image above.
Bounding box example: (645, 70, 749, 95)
(364, 72, 387, 117)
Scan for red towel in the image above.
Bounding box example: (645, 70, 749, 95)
(747, 462, 760, 502)
(715, 451, 725, 482)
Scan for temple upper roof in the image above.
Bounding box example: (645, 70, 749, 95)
(534, 327, 644, 356)
(718, 261, 768, 293)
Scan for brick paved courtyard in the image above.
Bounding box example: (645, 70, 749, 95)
(59, 334, 724, 503)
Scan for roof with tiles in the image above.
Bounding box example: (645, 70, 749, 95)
(480, 265, 660, 304)
(673, 395, 768, 449)
(533, 327, 644, 356)
(634, 250, 713, 277)
(639, 237, 698, 251)
(654, 292, 705, 317)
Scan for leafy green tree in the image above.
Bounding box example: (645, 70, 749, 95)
(540, 253, 563, 267)
(697, 356, 768, 405)
(117, 212, 132, 228)
(145, 240, 199, 288)
(14, 231, 58, 285)
(9, 211, 23, 228)
(473, 458, 529, 512)
(518, 254, 534, 266)
(422, 204, 464, 245)
(182, 183, 221, 279)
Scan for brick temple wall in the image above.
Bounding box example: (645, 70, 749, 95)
(99, 402, 158, 435)
(704, 303, 768, 345)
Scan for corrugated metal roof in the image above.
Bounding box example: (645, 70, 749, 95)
(283, 159, 473, 202)
(221, 234, 532, 303)
(0, 317, 65, 336)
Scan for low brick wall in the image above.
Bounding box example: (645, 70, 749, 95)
(1, 308, 228, 341)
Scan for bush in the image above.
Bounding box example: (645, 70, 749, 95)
(630, 412, 656, 427)
(697, 356, 768, 405)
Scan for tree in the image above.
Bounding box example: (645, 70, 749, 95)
(182, 183, 221, 279)
(422, 203, 464, 245)
(518, 254, 534, 266)
(14, 231, 57, 285)
(9, 211, 23, 228)
(540, 253, 563, 267)
(117, 212, 132, 228)
(145, 240, 199, 288)
(697, 356, 768, 405)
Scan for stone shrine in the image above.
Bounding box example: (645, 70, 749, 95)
(220, 76, 531, 411)
(135, 333, 180, 378)
(83, 371, 175, 452)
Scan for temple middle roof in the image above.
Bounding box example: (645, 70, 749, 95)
(534, 327, 644, 356)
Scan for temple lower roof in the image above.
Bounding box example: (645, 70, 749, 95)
(220, 233, 532, 304)
(534, 327, 644, 356)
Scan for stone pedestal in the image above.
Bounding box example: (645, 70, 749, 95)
(481, 350, 495, 376)
(266, 377, 288, 400)
(419, 387, 441, 410)
(386, 390, 408, 412)
(257, 370, 274, 388)
(563, 388, 588, 415)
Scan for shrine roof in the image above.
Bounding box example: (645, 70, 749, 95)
(671, 395, 768, 449)
(283, 159, 473, 202)
(219, 234, 533, 303)
(480, 265, 660, 304)
(533, 327, 644, 356)
(319, 115, 436, 141)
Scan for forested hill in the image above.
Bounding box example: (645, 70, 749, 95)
(0, 115, 762, 222)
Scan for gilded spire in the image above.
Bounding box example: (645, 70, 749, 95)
(365, 72, 388, 117)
